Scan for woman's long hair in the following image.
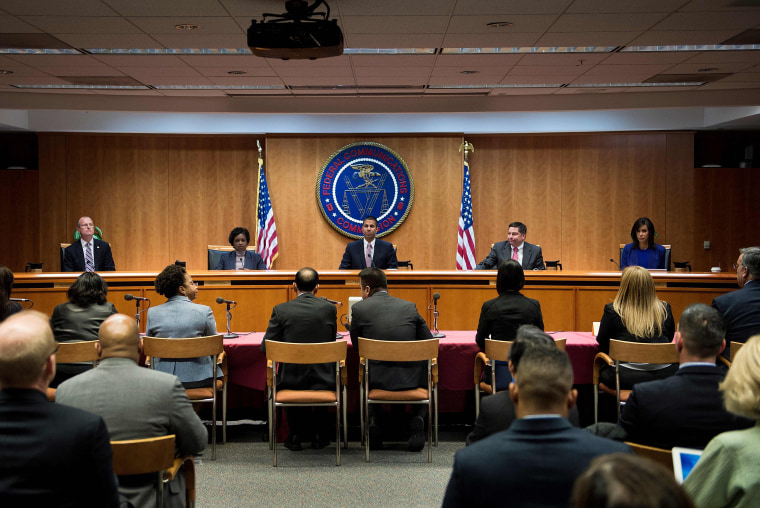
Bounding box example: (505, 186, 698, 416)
(613, 266, 667, 338)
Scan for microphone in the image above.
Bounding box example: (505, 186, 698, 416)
(427, 292, 445, 338)
(216, 297, 237, 305)
(124, 294, 149, 301)
(9, 298, 32, 302)
(609, 258, 620, 270)
(321, 296, 343, 308)
(433, 292, 440, 302)
(216, 297, 238, 338)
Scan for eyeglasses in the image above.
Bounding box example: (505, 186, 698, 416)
(733, 263, 743, 270)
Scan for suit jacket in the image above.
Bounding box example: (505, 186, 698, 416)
(443, 417, 631, 508)
(214, 250, 266, 270)
(339, 239, 398, 269)
(619, 365, 753, 450)
(0, 388, 119, 507)
(62, 239, 115, 272)
(260, 293, 338, 390)
(620, 242, 667, 269)
(712, 280, 760, 359)
(350, 291, 433, 391)
(56, 358, 207, 508)
(475, 240, 545, 270)
(146, 295, 221, 383)
(475, 292, 544, 350)
(466, 391, 581, 446)
(50, 301, 117, 343)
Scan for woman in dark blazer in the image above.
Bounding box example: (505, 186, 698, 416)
(214, 227, 267, 270)
(620, 217, 667, 269)
(475, 260, 544, 390)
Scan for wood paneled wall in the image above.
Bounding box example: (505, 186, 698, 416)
(0, 131, 757, 273)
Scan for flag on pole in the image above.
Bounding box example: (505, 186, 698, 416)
(456, 158, 476, 270)
(256, 154, 279, 269)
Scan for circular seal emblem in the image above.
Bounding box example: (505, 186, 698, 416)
(316, 142, 414, 239)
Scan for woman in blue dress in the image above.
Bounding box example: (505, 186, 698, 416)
(621, 217, 666, 269)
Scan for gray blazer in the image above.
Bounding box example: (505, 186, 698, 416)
(476, 240, 545, 270)
(146, 295, 221, 383)
(56, 357, 207, 508)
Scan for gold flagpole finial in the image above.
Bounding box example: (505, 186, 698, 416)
(459, 141, 475, 161)
(256, 139, 263, 166)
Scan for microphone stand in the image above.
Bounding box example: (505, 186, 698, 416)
(428, 298, 446, 339)
(224, 302, 238, 339)
(133, 299, 142, 328)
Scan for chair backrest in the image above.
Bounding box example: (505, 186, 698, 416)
(265, 340, 346, 364)
(626, 442, 675, 475)
(142, 335, 224, 359)
(545, 260, 562, 270)
(111, 435, 176, 476)
(55, 340, 99, 363)
(619, 243, 672, 271)
(484, 339, 512, 362)
(554, 337, 567, 351)
(60, 243, 70, 271)
(392, 244, 413, 270)
(357, 337, 439, 362)
(207, 245, 258, 269)
(608, 340, 679, 364)
(730, 341, 744, 362)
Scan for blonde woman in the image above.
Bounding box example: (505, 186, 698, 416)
(597, 266, 677, 389)
(684, 335, 760, 507)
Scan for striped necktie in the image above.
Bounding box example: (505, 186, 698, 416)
(85, 242, 95, 272)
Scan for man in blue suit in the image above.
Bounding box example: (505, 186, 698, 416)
(62, 216, 115, 271)
(339, 216, 398, 270)
(476, 221, 544, 270)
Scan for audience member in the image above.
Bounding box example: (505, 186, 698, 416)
(442, 347, 630, 508)
(260, 267, 337, 451)
(0, 265, 21, 322)
(57, 314, 206, 508)
(62, 216, 115, 271)
(214, 227, 267, 270)
(146, 265, 220, 388)
(339, 216, 398, 269)
(476, 221, 545, 270)
(467, 324, 579, 445)
(597, 265, 677, 389)
(0, 311, 118, 507)
(49, 271, 117, 387)
(712, 246, 760, 360)
(684, 334, 760, 507)
(620, 217, 668, 269)
(350, 267, 433, 451)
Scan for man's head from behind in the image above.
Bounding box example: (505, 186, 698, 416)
(510, 346, 576, 417)
(507, 324, 555, 374)
(0, 310, 56, 390)
(294, 267, 319, 294)
(358, 267, 387, 299)
(676, 303, 726, 360)
(98, 314, 140, 362)
(736, 246, 760, 287)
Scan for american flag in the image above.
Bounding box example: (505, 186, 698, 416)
(256, 156, 279, 269)
(456, 159, 476, 270)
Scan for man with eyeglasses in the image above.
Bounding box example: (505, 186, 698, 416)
(712, 246, 760, 360)
(0, 311, 119, 506)
(62, 216, 116, 272)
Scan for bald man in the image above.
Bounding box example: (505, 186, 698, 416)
(57, 314, 206, 508)
(0, 311, 118, 507)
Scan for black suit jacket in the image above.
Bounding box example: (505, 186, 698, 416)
(350, 291, 433, 390)
(443, 417, 631, 508)
(619, 365, 754, 449)
(339, 239, 398, 269)
(475, 292, 544, 350)
(260, 293, 338, 390)
(214, 250, 266, 270)
(0, 388, 119, 507)
(475, 240, 545, 270)
(712, 280, 760, 359)
(62, 239, 115, 272)
(50, 301, 117, 343)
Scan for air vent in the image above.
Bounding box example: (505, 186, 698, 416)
(57, 76, 146, 87)
(644, 73, 727, 84)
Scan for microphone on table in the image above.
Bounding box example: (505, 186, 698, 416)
(320, 297, 343, 308)
(9, 297, 34, 309)
(609, 258, 620, 270)
(124, 294, 150, 327)
(426, 292, 446, 339)
(124, 294, 149, 301)
(216, 297, 238, 339)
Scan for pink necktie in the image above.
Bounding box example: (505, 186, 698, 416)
(366, 243, 373, 268)
(512, 247, 518, 262)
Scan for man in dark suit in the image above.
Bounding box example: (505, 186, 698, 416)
(476, 221, 544, 270)
(261, 267, 337, 451)
(467, 325, 580, 445)
(350, 267, 433, 451)
(712, 246, 760, 360)
(443, 347, 630, 508)
(62, 216, 116, 271)
(57, 314, 207, 508)
(0, 310, 119, 507)
(339, 216, 398, 269)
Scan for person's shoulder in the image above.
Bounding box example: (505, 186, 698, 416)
(603, 302, 616, 312)
(572, 426, 632, 452)
(94, 238, 111, 247)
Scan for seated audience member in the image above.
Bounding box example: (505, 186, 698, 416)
(339, 216, 398, 270)
(214, 227, 267, 270)
(146, 265, 220, 388)
(57, 314, 206, 508)
(62, 216, 116, 272)
(475, 260, 543, 390)
(597, 265, 677, 389)
(684, 334, 760, 507)
(620, 217, 667, 269)
(260, 267, 337, 451)
(467, 324, 579, 445)
(476, 221, 545, 270)
(0, 265, 22, 322)
(571, 454, 694, 508)
(0, 311, 118, 507)
(712, 246, 760, 360)
(442, 347, 630, 508)
(49, 272, 117, 387)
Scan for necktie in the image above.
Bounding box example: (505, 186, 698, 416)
(512, 246, 519, 262)
(366, 243, 373, 268)
(85, 242, 95, 272)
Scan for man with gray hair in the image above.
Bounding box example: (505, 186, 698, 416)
(0, 311, 118, 507)
(712, 246, 760, 359)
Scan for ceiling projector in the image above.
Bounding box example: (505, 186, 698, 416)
(247, 0, 344, 60)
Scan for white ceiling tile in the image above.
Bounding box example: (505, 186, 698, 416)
(602, 52, 697, 64)
(653, 12, 760, 31)
(341, 16, 449, 34)
(19, 16, 142, 34)
(196, 66, 278, 77)
(2, 75, 70, 85)
(2, 0, 119, 16)
(275, 66, 352, 77)
(428, 75, 503, 85)
(267, 55, 351, 67)
(128, 17, 244, 34)
(666, 62, 753, 74)
(178, 55, 273, 68)
(281, 76, 355, 86)
(435, 54, 523, 67)
(0, 15, 42, 33)
(0, 66, 47, 76)
(551, 13, 669, 32)
(149, 34, 249, 48)
(91, 55, 189, 67)
(566, 0, 687, 14)
(345, 34, 444, 48)
(144, 76, 213, 86)
(534, 32, 641, 47)
(622, 85, 703, 93)
(219, 0, 286, 18)
(338, 0, 456, 16)
(570, 74, 660, 84)
(101, 0, 230, 17)
(452, 0, 572, 16)
(354, 77, 428, 86)
(717, 72, 760, 82)
(628, 30, 740, 46)
(40, 67, 125, 77)
(5, 54, 104, 67)
(583, 64, 675, 76)
(350, 55, 436, 67)
(508, 65, 587, 77)
(447, 15, 558, 33)
(498, 75, 569, 85)
(206, 76, 285, 86)
(117, 66, 202, 79)
(518, 53, 609, 66)
(354, 66, 431, 77)
(679, 0, 760, 11)
(685, 51, 760, 64)
(431, 67, 508, 78)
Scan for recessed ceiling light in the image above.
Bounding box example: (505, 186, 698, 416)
(698, 67, 720, 72)
(487, 22, 513, 29)
(228, 70, 247, 75)
(0, 69, 13, 75)
(460, 70, 479, 75)
(175, 24, 200, 31)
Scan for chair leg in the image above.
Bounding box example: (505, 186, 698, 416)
(222, 383, 228, 445)
(364, 392, 370, 463)
(272, 403, 278, 467)
(359, 383, 365, 447)
(434, 384, 439, 447)
(594, 388, 599, 424)
(335, 398, 341, 467)
(267, 387, 273, 450)
(342, 386, 348, 449)
(475, 384, 480, 420)
(211, 393, 217, 461)
(427, 400, 433, 463)
(156, 471, 164, 508)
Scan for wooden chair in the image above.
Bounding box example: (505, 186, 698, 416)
(207, 244, 258, 270)
(111, 435, 177, 508)
(730, 341, 744, 362)
(265, 340, 347, 466)
(47, 340, 100, 401)
(626, 441, 675, 475)
(593, 339, 679, 422)
(142, 335, 226, 460)
(358, 337, 439, 463)
(619, 243, 671, 270)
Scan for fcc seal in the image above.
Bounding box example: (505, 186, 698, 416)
(316, 142, 414, 239)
